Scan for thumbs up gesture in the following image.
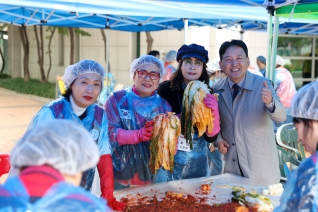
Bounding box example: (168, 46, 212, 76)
(261, 81, 273, 104)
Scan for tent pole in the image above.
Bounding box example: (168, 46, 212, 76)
(184, 18, 188, 44)
(105, 27, 109, 94)
(270, 16, 279, 82)
(136, 32, 140, 58)
(266, 13, 273, 80)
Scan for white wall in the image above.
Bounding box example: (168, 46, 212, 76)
(140, 27, 267, 72)
(8, 25, 268, 86)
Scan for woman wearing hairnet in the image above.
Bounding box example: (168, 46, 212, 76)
(157, 44, 220, 181)
(104, 54, 172, 189)
(207, 58, 226, 87)
(26, 60, 125, 211)
(274, 80, 318, 212)
(0, 119, 110, 211)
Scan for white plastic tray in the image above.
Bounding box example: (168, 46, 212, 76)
(114, 173, 281, 207)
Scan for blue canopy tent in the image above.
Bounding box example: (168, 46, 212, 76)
(0, 0, 275, 85)
(0, 5, 267, 32)
(0, 0, 274, 35)
(1, 0, 316, 32)
(0, 0, 269, 97)
(147, 0, 318, 81)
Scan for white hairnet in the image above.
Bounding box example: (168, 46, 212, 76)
(164, 50, 177, 62)
(291, 80, 318, 120)
(62, 60, 105, 89)
(207, 58, 221, 73)
(276, 55, 285, 66)
(129, 54, 165, 79)
(10, 119, 100, 175)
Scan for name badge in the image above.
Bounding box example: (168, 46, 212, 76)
(177, 134, 191, 152)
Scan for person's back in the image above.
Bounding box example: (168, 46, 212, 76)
(275, 67, 296, 108)
(274, 55, 296, 108)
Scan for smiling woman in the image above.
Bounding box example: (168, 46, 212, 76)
(133, 64, 161, 97)
(104, 54, 172, 190)
(157, 43, 221, 182)
(25, 60, 126, 211)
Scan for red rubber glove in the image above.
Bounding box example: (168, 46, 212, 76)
(97, 154, 126, 211)
(203, 93, 220, 136)
(117, 125, 153, 146)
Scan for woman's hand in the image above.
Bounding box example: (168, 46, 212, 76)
(204, 93, 220, 136)
(117, 122, 154, 145)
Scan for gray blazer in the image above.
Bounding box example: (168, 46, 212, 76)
(213, 72, 286, 185)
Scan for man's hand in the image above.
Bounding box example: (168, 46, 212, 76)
(218, 140, 229, 155)
(261, 81, 272, 104)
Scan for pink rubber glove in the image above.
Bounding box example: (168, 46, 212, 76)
(117, 126, 153, 145)
(203, 93, 220, 136)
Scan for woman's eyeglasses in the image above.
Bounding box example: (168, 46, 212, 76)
(183, 59, 203, 67)
(135, 70, 160, 80)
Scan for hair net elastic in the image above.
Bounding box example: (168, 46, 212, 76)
(62, 60, 105, 89)
(276, 55, 285, 66)
(129, 54, 165, 79)
(164, 50, 177, 62)
(207, 58, 221, 73)
(291, 80, 318, 120)
(10, 119, 100, 175)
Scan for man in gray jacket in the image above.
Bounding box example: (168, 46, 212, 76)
(213, 40, 286, 185)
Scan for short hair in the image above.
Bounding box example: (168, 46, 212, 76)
(148, 50, 160, 57)
(219, 40, 248, 61)
(164, 50, 177, 62)
(257, 55, 266, 65)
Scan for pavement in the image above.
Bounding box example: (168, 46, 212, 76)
(0, 88, 53, 183)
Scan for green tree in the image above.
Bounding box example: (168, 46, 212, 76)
(0, 23, 7, 74)
(57, 27, 91, 64)
(34, 26, 91, 82)
(19, 25, 30, 81)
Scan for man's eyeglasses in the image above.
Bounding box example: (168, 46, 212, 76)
(135, 70, 160, 80)
(183, 59, 203, 67)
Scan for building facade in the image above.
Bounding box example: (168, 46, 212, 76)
(6, 25, 316, 89)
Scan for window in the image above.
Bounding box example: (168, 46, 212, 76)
(277, 37, 312, 56)
(278, 35, 318, 89)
